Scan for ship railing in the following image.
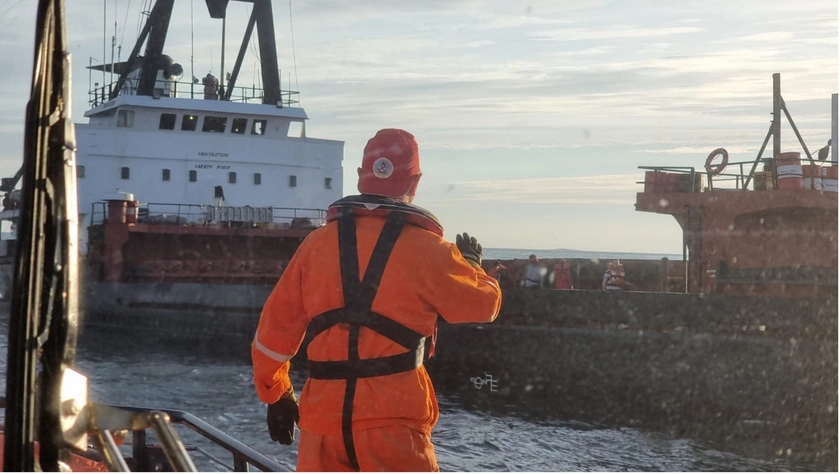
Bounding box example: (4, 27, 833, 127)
(88, 79, 300, 108)
(639, 159, 775, 192)
(90, 201, 327, 228)
(641, 157, 836, 192)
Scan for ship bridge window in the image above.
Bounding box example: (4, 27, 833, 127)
(121, 167, 130, 180)
(288, 121, 303, 138)
(159, 113, 177, 130)
(162, 169, 171, 181)
(182, 114, 198, 131)
(189, 170, 197, 182)
(77, 165, 85, 178)
(289, 175, 297, 187)
(229, 172, 237, 184)
(116, 110, 135, 127)
(252, 119, 266, 135)
(203, 116, 227, 133)
(325, 177, 332, 189)
(231, 118, 248, 134)
(253, 173, 261, 185)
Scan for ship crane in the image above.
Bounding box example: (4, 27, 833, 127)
(92, 0, 284, 105)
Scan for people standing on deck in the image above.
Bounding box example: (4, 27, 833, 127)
(490, 260, 507, 282)
(552, 259, 573, 290)
(602, 261, 627, 291)
(521, 254, 546, 288)
(202, 73, 219, 100)
(251, 128, 502, 472)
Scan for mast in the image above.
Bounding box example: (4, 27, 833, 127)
(772, 73, 781, 161)
(136, 0, 175, 96)
(208, 0, 282, 105)
(832, 94, 838, 164)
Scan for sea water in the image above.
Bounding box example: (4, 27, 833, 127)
(0, 319, 786, 472)
(483, 247, 682, 262)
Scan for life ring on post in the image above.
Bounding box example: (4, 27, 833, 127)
(705, 148, 728, 176)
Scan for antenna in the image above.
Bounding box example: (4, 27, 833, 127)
(102, 0, 107, 87)
(111, 0, 116, 84)
(191, 0, 195, 98)
(220, 9, 227, 99)
(288, 0, 300, 101)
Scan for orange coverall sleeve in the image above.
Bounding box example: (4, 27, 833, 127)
(427, 243, 502, 324)
(251, 245, 310, 404)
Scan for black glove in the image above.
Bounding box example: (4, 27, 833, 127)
(266, 391, 299, 445)
(456, 232, 483, 267)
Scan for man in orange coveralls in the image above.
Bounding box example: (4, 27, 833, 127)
(252, 128, 502, 471)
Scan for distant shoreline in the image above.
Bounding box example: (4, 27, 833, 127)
(483, 248, 682, 261)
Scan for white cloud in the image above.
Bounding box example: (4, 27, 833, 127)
(530, 26, 705, 42)
(734, 32, 796, 42)
(447, 174, 642, 205)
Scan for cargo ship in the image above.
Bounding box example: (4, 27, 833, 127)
(429, 74, 837, 470)
(0, 0, 344, 334)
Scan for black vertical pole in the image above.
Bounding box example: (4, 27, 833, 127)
(5, 0, 57, 470)
(772, 73, 781, 170)
(6, 0, 79, 471)
(253, 0, 281, 105)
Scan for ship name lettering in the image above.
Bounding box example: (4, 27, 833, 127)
(197, 152, 230, 158)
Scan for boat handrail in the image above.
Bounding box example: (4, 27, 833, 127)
(111, 404, 288, 472)
(89, 80, 300, 108)
(0, 397, 288, 472)
(89, 201, 327, 228)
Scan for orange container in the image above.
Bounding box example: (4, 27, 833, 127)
(821, 166, 838, 192)
(125, 200, 140, 224)
(776, 152, 802, 190)
(644, 172, 679, 192)
(106, 200, 127, 224)
(802, 164, 823, 190)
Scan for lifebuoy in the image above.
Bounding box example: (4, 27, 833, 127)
(705, 148, 728, 176)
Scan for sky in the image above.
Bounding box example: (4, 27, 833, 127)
(0, 0, 837, 254)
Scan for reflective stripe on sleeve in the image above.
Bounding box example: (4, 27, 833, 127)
(254, 334, 293, 363)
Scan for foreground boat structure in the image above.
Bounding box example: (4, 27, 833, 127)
(2, 0, 290, 471)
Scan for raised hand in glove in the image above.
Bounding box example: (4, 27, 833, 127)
(266, 388, 299, 445)
(456, 232, 483, 267)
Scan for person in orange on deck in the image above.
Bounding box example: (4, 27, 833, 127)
(552, 259, 573, 290)
(251, 128, 502, 472)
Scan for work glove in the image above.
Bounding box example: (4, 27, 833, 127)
(266, 388, 299, 445)
(456, 232, 483, 267)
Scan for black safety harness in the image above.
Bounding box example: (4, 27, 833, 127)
(306, 207, 434, 470)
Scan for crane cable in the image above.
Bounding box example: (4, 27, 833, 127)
(288, 0, 300, 102)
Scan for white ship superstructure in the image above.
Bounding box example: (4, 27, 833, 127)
(76, 93, 344, 250)
(69, 0, 344, 251)
(0, 0, 345, 297)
